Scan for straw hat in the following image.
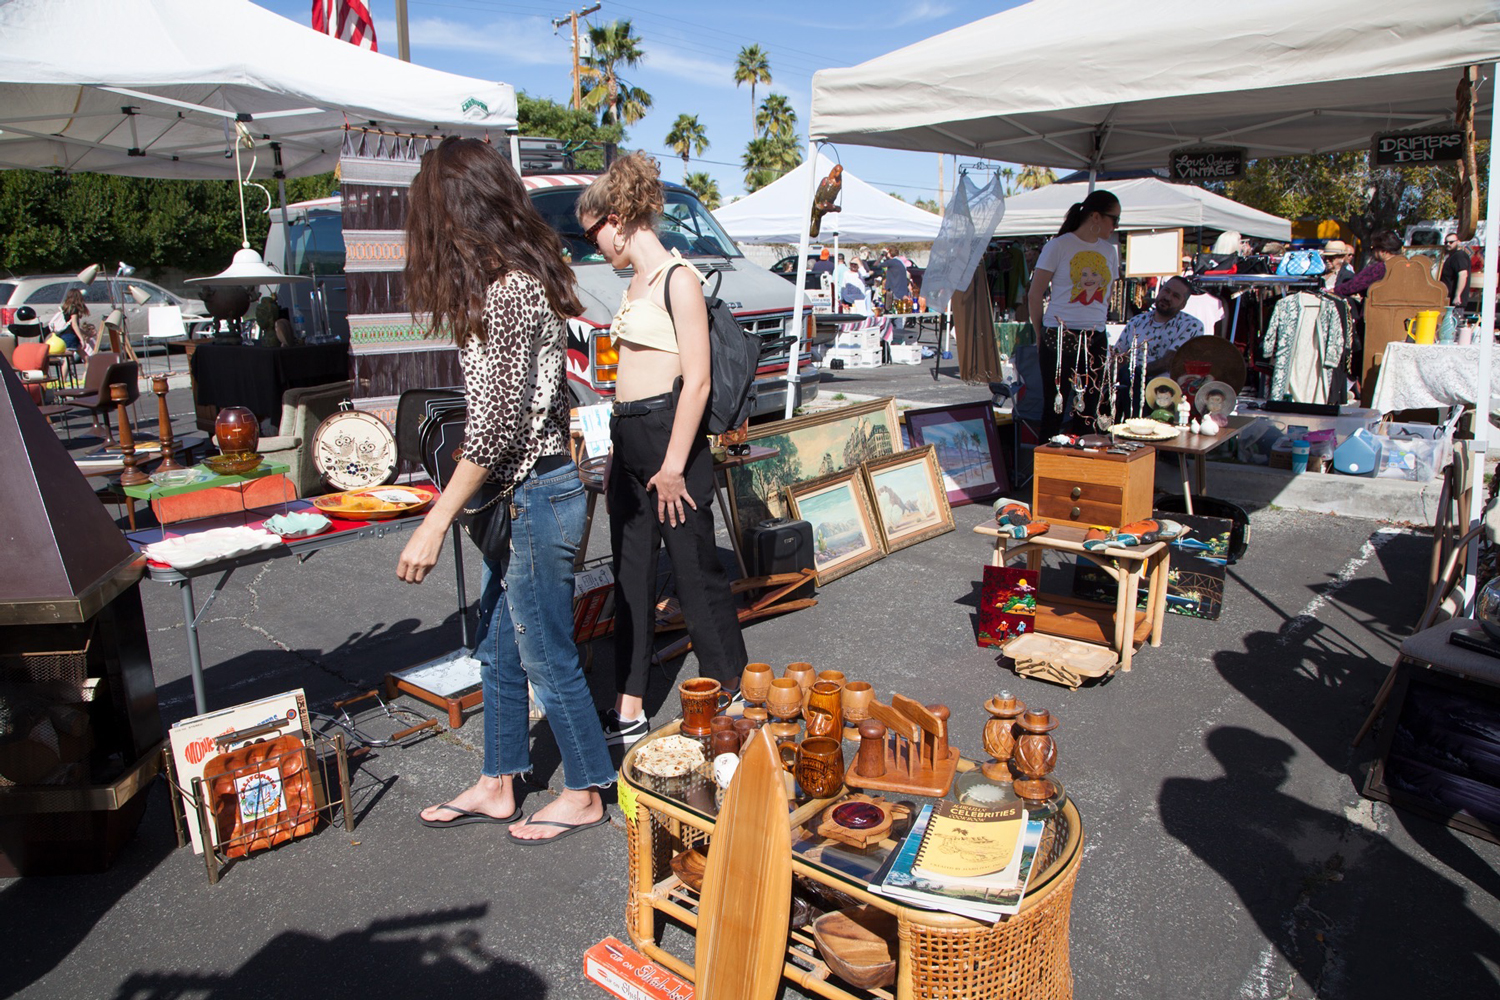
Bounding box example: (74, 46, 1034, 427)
(1323, 240, 1353, 256)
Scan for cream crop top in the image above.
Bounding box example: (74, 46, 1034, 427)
(609, 251, 703, 352)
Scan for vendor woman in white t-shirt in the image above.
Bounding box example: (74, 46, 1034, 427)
(1026, 190, 1121, 438)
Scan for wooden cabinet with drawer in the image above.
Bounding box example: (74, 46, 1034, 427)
(1032, 445, 1155, 529)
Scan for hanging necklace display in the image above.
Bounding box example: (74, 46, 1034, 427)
(1135, 337, 1148, 419)
(1053, 326, 1066, 415)
(1073, 333, 1088, 414)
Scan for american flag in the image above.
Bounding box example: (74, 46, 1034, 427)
(312, 0, 378, 52)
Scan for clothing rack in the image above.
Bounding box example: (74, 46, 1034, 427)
(1194, 274, 1324, 346)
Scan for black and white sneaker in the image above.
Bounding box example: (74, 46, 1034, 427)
(601, 709, 649, 746)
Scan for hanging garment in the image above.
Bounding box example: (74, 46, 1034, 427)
(1261, 291, 1352, 403)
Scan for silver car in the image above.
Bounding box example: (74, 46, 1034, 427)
(0, 274, 212, 346)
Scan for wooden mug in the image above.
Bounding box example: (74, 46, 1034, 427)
(766, 677, 803, 723)
(804, 680, 843, 739)
(777, 735, 845, 798)
(680, 678, 731, 736)
(740, 663, 774, 705)
(842, 681, 874, 724)
(817, 669, 846, 689)
(784, 662, 815, 692)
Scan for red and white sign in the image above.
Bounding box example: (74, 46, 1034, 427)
(583, 938, 694, 1000)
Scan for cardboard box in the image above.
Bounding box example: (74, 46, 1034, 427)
(583, 937, 694, 1000)
(167, 689, 314, 854)
(825, 345, 883, 369)
(888, 343, 923, 365)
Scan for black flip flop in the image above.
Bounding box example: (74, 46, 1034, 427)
(419, 803, 524, 828)
(506, 814, 610, 846)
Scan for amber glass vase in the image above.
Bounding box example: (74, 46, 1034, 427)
(214, 406, 260, 455)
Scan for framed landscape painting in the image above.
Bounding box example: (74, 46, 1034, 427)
(861, 446, 954, 552)
(903, 401, 1007, 506)
(726, 397, 900, 540)
(784, 470, 885, 584)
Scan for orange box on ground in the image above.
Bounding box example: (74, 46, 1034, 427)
(583, 938, 694, 1000)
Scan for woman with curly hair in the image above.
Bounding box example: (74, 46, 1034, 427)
(576, 153, 747, 746)
(397, 137, 613, 845)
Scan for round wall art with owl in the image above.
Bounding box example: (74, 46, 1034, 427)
(311, 409, 399, 490)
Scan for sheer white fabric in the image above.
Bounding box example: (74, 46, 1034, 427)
(923, 173, 1006, 312)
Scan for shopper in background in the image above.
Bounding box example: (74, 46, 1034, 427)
(841, 259, 870, 312)
(1026, 188, 1121, 438)
(1321, 240, 1357, 290)
(1441, 233, 1472, 310)
(576, 153, 748, 747)
(1116, 275, 1202, 377)
(1333, 230, 1403, 299)
(398, 136, 613, 844)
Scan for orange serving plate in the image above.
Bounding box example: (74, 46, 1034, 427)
(311, 485, 436, 521)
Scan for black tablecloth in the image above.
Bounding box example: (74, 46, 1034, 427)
(190, 343, 350, 421)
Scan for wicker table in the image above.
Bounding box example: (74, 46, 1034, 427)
(620, 721, 1084, 1000)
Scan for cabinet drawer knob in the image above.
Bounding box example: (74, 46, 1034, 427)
(1071, 506, 1081, 519)
(1070, 486, 1082, 500)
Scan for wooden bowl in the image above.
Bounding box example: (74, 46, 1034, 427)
(670, 847, 708, 893)
(811, 905, 898, 990)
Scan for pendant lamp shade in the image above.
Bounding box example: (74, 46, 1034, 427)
(185, 248, 311, 287)
(77, 263, 100, 285)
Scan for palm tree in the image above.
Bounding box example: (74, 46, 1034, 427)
(665, 114, 709, 179)
(581, 20, 652, 126)
(755, 94, 796, 140)
(684, 171, 721, 210)
(1016, 164, 1057, 190)
(734, 45, 772, 131)
(1000, 166, 1016, 195)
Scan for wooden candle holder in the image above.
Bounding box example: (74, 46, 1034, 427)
(113, 383, 149, 486)
(152, 374, 183, 471)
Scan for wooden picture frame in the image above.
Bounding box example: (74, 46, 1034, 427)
(861, 446, 954, 552)
(784, 470, 885, 585)
(726, 397, 901, 541)
(1124, 228, 1186, 278)
(902, 401, 1007, 507)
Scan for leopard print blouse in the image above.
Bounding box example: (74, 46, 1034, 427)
(458, 271, 570, 486)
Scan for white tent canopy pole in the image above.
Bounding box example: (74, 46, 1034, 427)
(1468, 63, 1500, 604)
(785, 137, 821, 420)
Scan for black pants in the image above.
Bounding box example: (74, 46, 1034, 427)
(609, 401, 747, 699)
(1037, 326, 1110, 439)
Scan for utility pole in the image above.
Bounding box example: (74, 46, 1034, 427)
(395, 0, 410, 62)
(553, 4, 602, 110)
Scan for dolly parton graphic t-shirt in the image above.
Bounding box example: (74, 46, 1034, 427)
(1035, 231, 1120, 330)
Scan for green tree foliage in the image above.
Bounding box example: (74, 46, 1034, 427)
(1016, 164, 1057, 190)
(517, 91, 624, 170)
(1220, 151, 1481, 243)
(914, 198, 941, 214)
(734, 45, 773, 131)
(664, 114, 709, 178)
(683, 171, 721, 210)
(581, 19, 652, 127)
(755, 94, 796, 141)
(0, 168, 336, 276)
(742, 134, 803, 192)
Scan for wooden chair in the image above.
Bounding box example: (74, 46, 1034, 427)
(1425, 441, 1474, 613)
(1353, 522, 1483, 746)
(63, 359, 138, 443)
(1360, 255, 1446, 407)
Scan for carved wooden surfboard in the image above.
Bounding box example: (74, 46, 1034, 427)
(694, 726, 792, 1000)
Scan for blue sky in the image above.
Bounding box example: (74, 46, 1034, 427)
(252, 0, 1024, 203)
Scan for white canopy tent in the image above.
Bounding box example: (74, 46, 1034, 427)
(0, 0, 517, 180)
(714, 154, 943, 245)
(796, 0, 1500, 603)
(991, 177, 1292, 241)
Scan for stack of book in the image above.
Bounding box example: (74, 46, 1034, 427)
(869, 800, 1046, 922)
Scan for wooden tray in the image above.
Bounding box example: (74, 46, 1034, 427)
(1003, 632, 1119, 690)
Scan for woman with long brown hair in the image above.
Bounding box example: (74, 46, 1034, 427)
(576, 153, 747, 745)
(396, 136, 614, 845)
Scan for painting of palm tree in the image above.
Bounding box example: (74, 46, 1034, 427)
(905, 402, 1007, 505)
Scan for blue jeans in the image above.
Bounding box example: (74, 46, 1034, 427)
(474, 460, 615, 790)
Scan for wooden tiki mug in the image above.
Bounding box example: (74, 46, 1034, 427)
(779, 736, 845, 798)
(804, 680, 843, 739)
(740, 663, 774, 705)
(679, 678, 730, 737)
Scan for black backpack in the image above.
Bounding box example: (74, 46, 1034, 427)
(663, 263, 761, 435)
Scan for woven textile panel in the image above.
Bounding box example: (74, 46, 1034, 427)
(340, 133, 461, 402)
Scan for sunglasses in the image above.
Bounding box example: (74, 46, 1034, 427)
(583, 214, 612, 249)
(1103, 213, 1121, 226)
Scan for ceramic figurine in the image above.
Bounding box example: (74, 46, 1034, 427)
(992, 499, 1050, 539)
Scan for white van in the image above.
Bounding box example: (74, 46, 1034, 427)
(265, 174, 817, 417)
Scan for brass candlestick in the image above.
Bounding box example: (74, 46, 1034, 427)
(152, 375, 183, 471)
(113, 383, 149, 486)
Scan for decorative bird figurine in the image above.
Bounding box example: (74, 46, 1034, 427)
(810, 164, 843, 237)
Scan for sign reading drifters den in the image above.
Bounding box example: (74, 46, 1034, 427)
(1371, 129, 1464, 167)
(1169, 147, 1246, 181)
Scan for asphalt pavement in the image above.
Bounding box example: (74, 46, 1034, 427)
(7, 353, 1498, 1000)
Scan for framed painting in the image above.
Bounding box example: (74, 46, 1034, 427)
(784, 470, 885, 585)
(861, 446, 954, 552)
(725, 397, 900, 541)
(903, 401, 1007, 507)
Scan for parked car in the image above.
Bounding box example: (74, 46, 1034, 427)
(0, 274, 212, 346)
(265, 170, 819, 418)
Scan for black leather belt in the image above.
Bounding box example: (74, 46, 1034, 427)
(529, 453, 571, 477)
(612, 391, 675, 417)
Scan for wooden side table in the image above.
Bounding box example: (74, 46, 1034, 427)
(974, 522, 1169, 673)
(620, 722, 1084, 1000)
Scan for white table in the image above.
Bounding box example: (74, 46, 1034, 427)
(1369, 342, 1500, 414)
